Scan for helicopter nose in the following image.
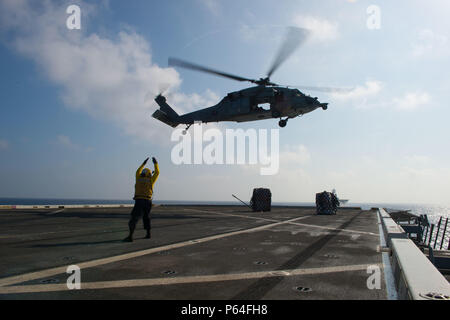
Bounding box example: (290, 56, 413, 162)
(306, 96, 316, 105)
(308, 97, 327, 110)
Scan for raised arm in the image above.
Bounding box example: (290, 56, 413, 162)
(151, 157, 159, 183)
(136, 157, 149, 178)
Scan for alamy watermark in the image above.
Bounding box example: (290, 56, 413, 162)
(66, 265, 81, 289)
(66, 4, 81, 30)
(366, 5, 381, 30)
(366, 265, 381, 290)
(171, 123, 279, 175)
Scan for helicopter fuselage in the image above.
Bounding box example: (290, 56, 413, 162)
(176, 86, 327, 125)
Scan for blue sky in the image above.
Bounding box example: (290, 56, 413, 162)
(1, 0, 450, 204)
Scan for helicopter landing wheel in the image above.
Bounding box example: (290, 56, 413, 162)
(278, 119, 287, 128)
(182, 124, 192, 135)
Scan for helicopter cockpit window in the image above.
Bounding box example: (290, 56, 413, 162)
(275, 91, 284, 102)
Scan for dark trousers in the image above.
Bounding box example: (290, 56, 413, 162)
(128, 199, 152, 234)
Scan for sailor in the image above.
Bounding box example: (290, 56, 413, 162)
(123, 157, 159, 242)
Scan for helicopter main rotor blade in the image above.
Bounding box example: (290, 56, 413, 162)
(169, 57, 257, 84)
(266, 27, 309, 79)
(292, 85, 355, 93)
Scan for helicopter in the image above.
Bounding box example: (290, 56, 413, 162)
(152, 27, 347, 132)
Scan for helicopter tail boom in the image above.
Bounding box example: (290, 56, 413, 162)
(152, 94, 180, 128)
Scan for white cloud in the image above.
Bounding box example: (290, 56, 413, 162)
(393, 92, 431, 110)
(239, 143, 312, 191)
(238, 24, 259, 43)
(330, 81, 431, 111)
(0, 139, 8, 150)
(197, 0, 220, 16)
(56, 135, 92, 152)
(0, 0, 217, 144)
(56, 135, 77, 149)
(240, 144, 311, 171)
(307, 154, 450, 205)
(170, 89, 220, 114)
(237, 24, 284, 44)
(280, 145, 311, 166)
(235, 144, 313, 201)
(404, 155, 432, 166)
(395, 165, 450, 203)
(292, 15, 339, 42)
(331, 80, 383, 106)
(412, 29, 448, 57)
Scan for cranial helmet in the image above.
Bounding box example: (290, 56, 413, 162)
(141, 168, 151, 177)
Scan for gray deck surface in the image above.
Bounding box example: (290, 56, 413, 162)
(0, 205, 386, 299)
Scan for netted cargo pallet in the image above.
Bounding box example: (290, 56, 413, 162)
(316, 191, 339, 215)
(250, 188, 272, 212)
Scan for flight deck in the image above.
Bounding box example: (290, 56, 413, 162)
(0, 205, 386, 299)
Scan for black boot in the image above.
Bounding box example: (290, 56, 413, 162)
(124, 223, 135, 242)
(145, 229, 151, 239)
(123, 235, 133, 242)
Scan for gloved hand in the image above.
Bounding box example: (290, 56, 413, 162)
(152, 157, 157, 164)
(143, 157, 149, 165)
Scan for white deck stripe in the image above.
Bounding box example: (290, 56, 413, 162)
(0, 264, 380, 294)
(45, 209, 65, 215)
(0, 216, 306, 287)
(183, 208, 311, 223)
(186, 208, 377, 236)
(288, 222, 378, 236)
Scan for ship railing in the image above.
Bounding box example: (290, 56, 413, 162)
(422, 215, 449, 251)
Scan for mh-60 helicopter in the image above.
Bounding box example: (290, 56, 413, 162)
(153, 27, 348, 132)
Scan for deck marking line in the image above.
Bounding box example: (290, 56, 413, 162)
(0, 216, 306, 287)
(0, 264, 381, 294)
(183, 208, 312, 223)
(185, 208, 376, 236)
(183, 208, 281, 223)
(287, 222, 378, 236)
(45, 209, 65, 216)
